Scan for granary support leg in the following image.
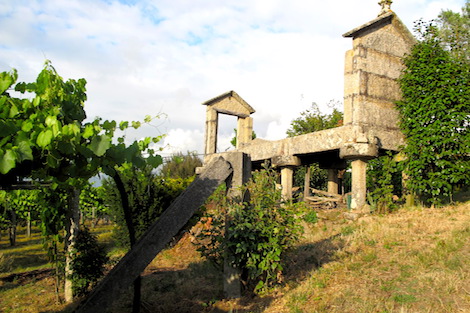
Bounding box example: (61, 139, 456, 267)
(327, 169, 339, 195)
(223, 152, 252, 298)
(350, 158, 368, 211)
(304, 165, 311, 199)
(280, 167, 294, 200)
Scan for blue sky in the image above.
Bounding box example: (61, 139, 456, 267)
(0, 0, 466, 156)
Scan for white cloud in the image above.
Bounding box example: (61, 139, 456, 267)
(0, 0, 467, 156)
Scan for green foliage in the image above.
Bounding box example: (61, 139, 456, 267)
(286, 102, 343, 137)
(293, 164, 328, 191)
(0, 190, 41, 229)
(159, 151, 202, 179)
(0, 61, 163, 186)
(79, 183, 108, 222)
(397, 24, 470, 205)
(103, 165, 192, 247)
(230, 129, 257, 148)
(436, 1, 469, 64)
(367, 152, 403, 213)
(286, 102, 345, 192)
(69, 226, 108, 297)
(197, 166, 304, 293)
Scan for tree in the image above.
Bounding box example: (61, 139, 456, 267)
(286, 102, 345, 191)
(159, 151, 202, 179)
(435, 0, 469, 64)
(397, 18, 470, 205)
(102, 164, 192, 247)
(0, 61, 163, 304)
(286, 102, 343, 137)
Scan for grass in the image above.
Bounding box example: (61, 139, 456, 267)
(1, 202, 470, 312)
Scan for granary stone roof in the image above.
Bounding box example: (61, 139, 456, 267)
(342, 11, 415, 45)
(202, 90, 255, 117)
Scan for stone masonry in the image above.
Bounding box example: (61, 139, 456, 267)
(202, 8, 415, 212)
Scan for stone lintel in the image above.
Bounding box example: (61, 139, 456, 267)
(271, 155, 301, 168)
(340, 142, 379, 160)
(318, 159, 348, 170)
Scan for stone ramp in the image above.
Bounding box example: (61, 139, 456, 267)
(76, 156, 233, 313)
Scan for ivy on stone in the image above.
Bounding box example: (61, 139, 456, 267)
(397, 28, 470, 205)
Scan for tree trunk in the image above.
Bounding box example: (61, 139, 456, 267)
(113, 172, 141, 313)
(91, 207, 97, 228)
(9, 209, 16, 246)
(64, 188, 81, 303)
(26, 211, 31, 238)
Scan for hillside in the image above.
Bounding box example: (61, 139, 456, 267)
(1, 202, 469, 312)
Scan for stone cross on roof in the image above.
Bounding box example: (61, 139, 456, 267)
(378, 0, 392, 16)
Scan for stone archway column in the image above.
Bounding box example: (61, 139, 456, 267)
(204, 107, 218, 155)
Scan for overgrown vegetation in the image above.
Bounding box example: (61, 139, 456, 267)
(367, 152, 403, 213)
(197, 166, 305, 293)
(159, 151, 202, 179)
(286, 102, 347, 193)
(102, 164, 193, 248)
(68, 226, 108, 297)
(396, 15, 469, 205)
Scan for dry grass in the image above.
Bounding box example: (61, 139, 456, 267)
(1, 202, 469, 313)
(263, 202, 470, 313)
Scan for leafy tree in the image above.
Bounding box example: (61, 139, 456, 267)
(286, 102, 343, 137)
(102, 164, 192, 247)
(159, 151, 202, 179)
(0, 189, 42, 245)
(397, 20, 470, 205)
(79, 183, 107, 227)
(435, 0, 469, 64)
(0, 62, 163, 303)
(286, 102, 345, 192)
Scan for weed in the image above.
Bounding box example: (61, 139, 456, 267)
(0, 252, 14, 273)
(362, 252, 378, 263)
(340, 225, 355, 236)
(392, 293, 417, 304)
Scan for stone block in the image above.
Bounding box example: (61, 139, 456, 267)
(340, 142, 379, 159)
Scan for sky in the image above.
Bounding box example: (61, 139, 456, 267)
(0, 0, 466, 157)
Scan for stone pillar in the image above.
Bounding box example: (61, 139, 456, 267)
(223, 152, 251, 298)
(204, 107, 218, 155)
(280, 167, 294, 200)
(304, 165, 311, 199)
(236, 116, 253, 149)
(350, 159, 368, 211)
(327, 169, 339, 195)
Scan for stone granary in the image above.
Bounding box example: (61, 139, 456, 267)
(202, 8, 415, 212)
(76, 5, 419, 310)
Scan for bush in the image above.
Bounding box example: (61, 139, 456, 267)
(367, 152, 403, 213)
(69, 226, 108, 297)
(196, 166, 304, 293)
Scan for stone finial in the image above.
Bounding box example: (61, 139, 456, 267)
(378, 0, 392, 16)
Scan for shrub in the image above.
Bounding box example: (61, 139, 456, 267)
(69, 226, 108, 297)
(196, 166, 304, 293)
